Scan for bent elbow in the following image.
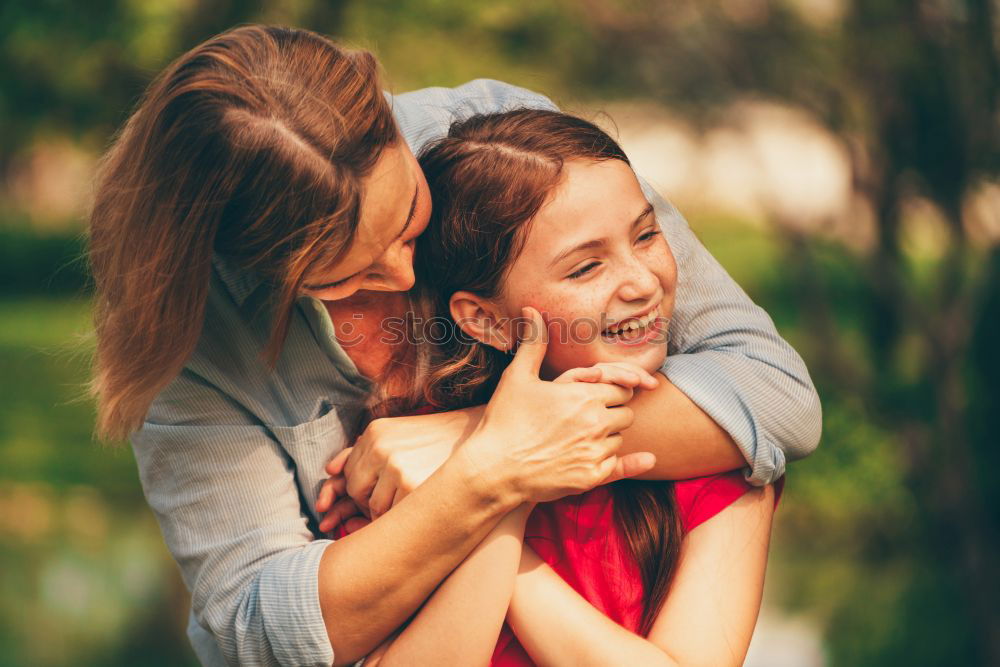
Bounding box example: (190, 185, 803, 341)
(784, 384, 823, 461)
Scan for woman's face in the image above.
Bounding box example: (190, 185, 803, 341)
(487, 158, 677, 378)
(302, 141, 432, 302)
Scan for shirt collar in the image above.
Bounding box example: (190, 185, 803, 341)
(212, 254, 266, 307)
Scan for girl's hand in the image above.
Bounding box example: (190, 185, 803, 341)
(554, 362, 660, 391)
(315, 463, 372, 534)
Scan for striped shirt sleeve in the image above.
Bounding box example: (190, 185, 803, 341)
(132, 371, 336, 666)
(644, 182, 822, 483)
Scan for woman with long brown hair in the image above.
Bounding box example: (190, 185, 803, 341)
(89, 25, 819, 665)
(319, 109, 776, 666)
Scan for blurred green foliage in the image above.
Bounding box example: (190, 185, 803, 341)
(0, 227, 87, 296)
(0, 299, 197, 666)
(2, 0, 998, 665)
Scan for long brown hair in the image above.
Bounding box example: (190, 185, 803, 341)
(412, 109, 684, 635)
(88, 25, 398, 440)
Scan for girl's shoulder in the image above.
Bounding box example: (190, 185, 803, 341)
(674, 471, 756, 533)
(674, 472, 785, 533)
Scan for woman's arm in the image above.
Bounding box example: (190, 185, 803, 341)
(332, 375, 746, 525)
(506, 485, 775, 667)
(134, 394, 520, 667)
(137, 309, 650, 666)
(365, 504, 533, 667)
(641, 179, 822, 484)
(621, 374, 746, 480)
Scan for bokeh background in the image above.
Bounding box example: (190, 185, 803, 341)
(2, 1, 998, 665)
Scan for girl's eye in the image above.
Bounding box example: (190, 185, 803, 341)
(567, 262, 600, 280)
(637, 229, 661, 243)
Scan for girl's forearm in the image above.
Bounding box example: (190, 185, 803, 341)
(371, 504, 533, 667)
(320, 455, 520, 665)
(506, 546, 678, 667)
(624, 373, 746, 480)
(509, 487, 774, 667)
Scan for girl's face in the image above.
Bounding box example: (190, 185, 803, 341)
(455, 158, 677, 378)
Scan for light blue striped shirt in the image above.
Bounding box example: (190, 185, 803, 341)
(131, 79, 821, 666)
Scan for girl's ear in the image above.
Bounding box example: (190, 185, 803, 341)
(449, 291, 513, 352)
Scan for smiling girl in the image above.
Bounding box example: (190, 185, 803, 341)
(329, 109, 778, 666)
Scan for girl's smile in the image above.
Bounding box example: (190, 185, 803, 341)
(477, 157, 678, 378)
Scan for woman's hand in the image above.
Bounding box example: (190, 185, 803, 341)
(319, 309, 658, 531)
(554, 361, 660, 390)
(316, 406, 484, 533)
(331, 361, 656, 520)
(340, 404, 485, 518)
(458, 308, 657, 504)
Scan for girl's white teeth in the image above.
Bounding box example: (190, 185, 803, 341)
(608, 309, 657, 335)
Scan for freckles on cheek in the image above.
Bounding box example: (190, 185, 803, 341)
(524, 290, 607, 371)
(519, 290, 555, 314)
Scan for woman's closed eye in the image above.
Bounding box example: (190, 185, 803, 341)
(309, 276, 351, 290)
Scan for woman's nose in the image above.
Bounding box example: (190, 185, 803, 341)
(363, 242, 416, 292)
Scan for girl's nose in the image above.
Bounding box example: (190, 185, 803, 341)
(617, 263, 660, 303)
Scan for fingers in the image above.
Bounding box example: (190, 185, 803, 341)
(316, 478, 335, 514)
(318, 497, 364, 534)
(553, 366, 602, 384)
(553, 363, 659, 391)
(507, 306, 548, 377)
(604, 405, 635, 435)
(600, 451, 657, 484)
(637, 369, 661, 391)
(585, 380, 634, 407)
(345, 472, 377, 509)
(316, 476, 346, 514)
(594, 363, 642, 388)
(594, 454, 622, 486)
(342, 444, 377, 507)
(590, 362, 659, 390)
(326, 447, 353, 476)
(368, 471, 399, 519)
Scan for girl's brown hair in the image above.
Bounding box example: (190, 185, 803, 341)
(88, 25, 397, 440)
(411, 108, 684, 636)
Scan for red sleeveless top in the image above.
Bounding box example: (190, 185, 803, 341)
(491, 471, 764, 665)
